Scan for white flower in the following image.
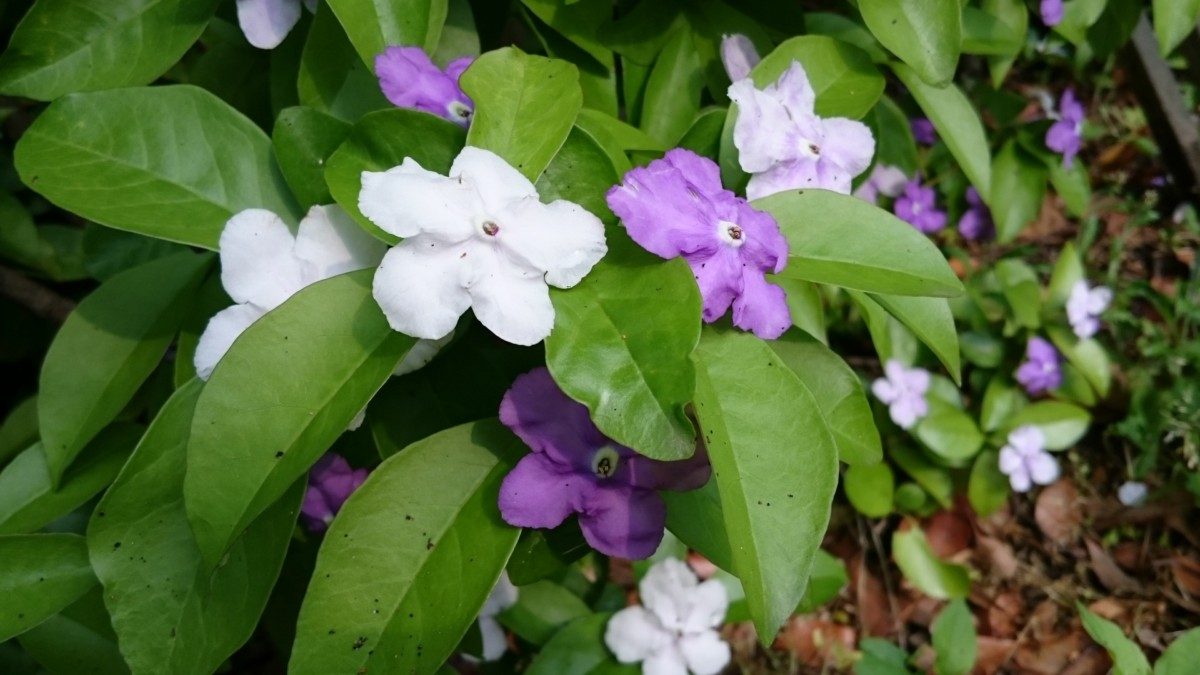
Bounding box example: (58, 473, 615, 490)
(478, 573, 518, 661)
(1117, 481, 1148, 506)
(1066, 280, 1112, 339)
(605, 558, 730, 675)
(360, 146, 607, 346)
(236, 0, 318, 50)
(998, 426, 1059, 492)
(870, 360, 931, 430)
(194, 205, 386, 380)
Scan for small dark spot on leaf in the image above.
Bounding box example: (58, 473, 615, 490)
(353, 636, 368, 650)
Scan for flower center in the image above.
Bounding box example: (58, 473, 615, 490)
(591, 446, 619, 479)
(798, 139, 822, 158)
(481, 220, 500, 236)
(717, 220, 746, 248)
(448, 101, 473, 121)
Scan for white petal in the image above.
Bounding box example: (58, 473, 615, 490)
(1027, 451, 1060, 485)
(679, 631, 732, 675)
(681, 580, 729, 633)
(495, 197, 607, 288)
(998, 447, 1022, 475)
(640, 559, 698, 632)
(347, 408, 366, 431)
(605, 607, 671, 664)
(767, 61, 817, 120)
(871, 378, 898, 404)
(1009, 468, 1032, 493)
(644, 646, 690, 675)
(821, 117, 876, 179)
(452, 146, 538, 214)
(1009, 425, 1045, 454)
(480, 572, 519, 617)
(1088, 286, 1113, 314)
(294, 204, 386, 282)
(219, 209, 306, 309)
(889, 399, 920, 430)
(478, 616, 508, 661)
(392, 332, 454, 376)
(236, 0, 302, 49)
(359, 159, 478, 241)
(466, 247, 554, 346)
(372, 238, 471, 340)
(728, 79, 801, 173)
(193, 304, 266, 381)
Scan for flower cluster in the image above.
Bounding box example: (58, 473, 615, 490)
(957, 187, 995, 241)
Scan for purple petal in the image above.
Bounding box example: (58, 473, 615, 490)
(577, 484, 666, 559)
(731, 271, 791, 339)
(689, 250, 741, 323)
(1027, 336, 1059, 364)
(1041, 0, 1065, 27)
(499, 368, 608, 471)
(619, 445, 713, 492)
(300, 487, 334, 532)
(375, 46, 474, 126)
(497, 453, 581, 530)
(606, 155, 722, 261)
(723, 199, 787, 274)
(444, 56, 474, 81)
(911, 118, 938, 146)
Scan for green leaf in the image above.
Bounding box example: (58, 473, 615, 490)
(298, 4, 391, 122)
(664, 479, 735, 572)
(640, 27, 704, 146)
(1048, 327, 1111, 397)
(860, 0, 962, 86)
(797, 550, 849, 612)
(525, 613, 638, 675)
(273, 107, 352, 209)
(805, 13, 889, 63)
(756, 189, 963, 297)
(932, 599, 977, 675)
(890, 445, 953, 508)
(857, 637, 916, 674)
(692, 328, 839, 642)
(1154, 0, 1200, 56)
(506, 522, 590, 586)
(1047, 242, 1086, 306)
(185, 270, 414, 569)
(869, 293, 961, 383)
(678, 107, 728, 160)
(968, 450, 1009, 517)
(462, 48, 583, 182)
(960, 331, 1004, 369)
(17, 587, 128, 675)
(38, 252, 209, 484)
(0, 534, 96, 642)
(1048, 160, 1090, 218)
(290, 420, 521, 674)
(89, 380, 303, 675)
(772, 277, 827, 343)
(981, 378, 1025, 432)
(0, 0, 219, 100)
(535, 126, 621, 226)
(0, 396, 38, 467)
(1007, 401, 1090, 450)
(991, 141, 1048, 243)
(325, 0, 448, 65)
(750, 36, 885, 119)
(850, 291, 920, 366)
(892, 64, 992, 202)
(984, 0, 1029, 87)
(867, 96, 919, 175)
(433, 0, 481, 65)
(0, 424, 142, 535)
(498, 580, 590, 645)
(1156, 628, 1200, 675)
(892, 527, 969, 600)
(1053, 0, 1108, 44)
(546, 235, 701, 462)
(995, 258, 1042, 328)
(1078, 604, 1152, 675)
(962, 6, 1023, 56)
(914, 403, 984, 463)
(81, 226, 185, 282)
(844, 462, 895, 518)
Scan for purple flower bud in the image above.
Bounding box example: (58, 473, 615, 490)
(375, 46, 475, 127)
(911, 117, 938, 146)
(1040, 0, 1065, 27)
(894, 178, 947, 234)
(720, 33, 760, 82)
(1015, 336, 1062, 395)
(301, 454, 368, 532)
(957, 187, 995, 241)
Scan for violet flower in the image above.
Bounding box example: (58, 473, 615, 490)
(871, 360, 931, 429)
(727, 62, 875, 199)
(606, 148, 792, 340)
(1046, 88, 1084, 168)
(375, 46, 475, 127)
(1066, 280, 1112, 339)
(998, 426, 1058, 492)
(911, 117, 938, 146)
(301, 454, 368, 532)
(236, 0, 317, 49)
(497, 368, 711, 560)
(853, 164, 908, 205)
(957, 187, 995, 241)
(720, 33, 760, 82)
(1040, 0, 1065, 26)
(894, 178, 947, 234)
(1015, 336, 1062, 395)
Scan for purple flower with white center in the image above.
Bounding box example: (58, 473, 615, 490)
(727, 62, 875, 199)
(606, 149, 792, 339)
(853, 164, 908, 205)
(1040, 0, 1065, 26)
(1015, 336, 1062, 395)
(236, 0, 317, 50)
(958, 187, 995, 241)
(375, 46, 475, 127)
(871, 360, 931, 429)
(720, 33, 760, 82)
(497, 368, 711, 560)
(1066, 280, 1112, 339)
(301, 454, 368, 532)
(998, 426, 1059, 492)
(911, 117, 938, 146)
(1046, 88, 1085, 168)
(894, 178, 947, 234)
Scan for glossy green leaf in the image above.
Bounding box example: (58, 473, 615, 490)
(869, 293, 961, 383)
(867, 96, 919, 175)
(962, 6, 1023, 55)
(756, 189, 963, 297)
(0, 397, 38, 467)
(1156, 628, 1200, 675)
(995, 258, 1042, 328)
(290, 420, 521, 674)
(1053, 0, 1108, 44)
(860, 0, 961, 86)
(693, 328, 839, 642)
(298, 4, 391, 121)
(0, 0, 219, 100)
(15, 86, 298, 250)
(991, 141, 1047, 243)
(981, 378, 1025, 432)
(81, 226, 184, 282)
(1154, 0, 1200, 56)
(678, 107, 728, 160)
(850, 291, 920, 366)
(185, 270, 414, 569)
(1079, 604, 1152, 675)
(433, 0, 480, 64)
(525, 613, 638, 675)
(1007, 401, 1090, 450)
(273, 106, 352, 209)
(892, 527, 969, 600)
(535, 126, 620, 226)
(506, 522, 590, 586)
(804, 13, 888, 62)
(889, 445, 953, 508)
(462, 48, 582, 182)
(844, 462, 895, 518)
(640, 27, 704, 146)
(857, 637, 915, 675)
(797, 550, 849, 612)
(750, 36, 885, 119)
(1049, 327, 1111, 397)
(325, 0, 448, 65)
(914, 403, 984, 463)
(0, 534, 96, 642)
(498, 580, 590, 645)
(960, 331, 1004, 369)
(38, 252, 209, 484)
(1048, 160, 1090, 218)
(17, 587, 128, 675)
(663, 479, 735, 572)
(772, 277, 826, 343)
(1047, 242, 1086, 306)
(546, 234, 701, 462)
(932, 599, 977, 675)
(984, 0, 1029, 87)
(968, 450, 1009, 517)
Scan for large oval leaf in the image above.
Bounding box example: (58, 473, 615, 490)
(273, 106, 352, 209)
(640, 27, 703, 146)
(15, 86, 299, 249)
(0, 534, 96, 642)
(1154, 0, 1200, 57)
(1006, 401, 1091, 450)
(867, 293, 961, 383)
(325, 0, 448, 66)
(860, 0, 962, 86)
(525, 613, 638, 675)
(298, 4, 391, 122)
(892, 526, 969, 599)
(754, 189, 963, 297)
(290, 420, 521, 674)
(16, 587, 127, 675)
(185, 270, 414, 569)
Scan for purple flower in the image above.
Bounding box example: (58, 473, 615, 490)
(853, 164, 908, 205)
(727, 62, 875, 199)
(894, 178, 947, 234)
(497, 368, 711, 560)
(871, 360, 931, 429)
(720, 33, 760, 82)
(606, 149, 792, 340)
(1040, 0, 1065, 26)
(998, 426, 1058, 492)
(236, 0, 317, 49)
(1066, 280, 1112, 339)
(1015, 337, 1062, 395)
(375, 46, 475, 127)
(911, 117, 938, 146)
(301, 454, 368, 532)
(1046, 88, 1084, 168)
(957, 187, 995, 241)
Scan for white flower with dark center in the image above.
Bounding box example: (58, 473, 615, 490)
(360, 146, 607, 346)
(605, 558, 731, 675)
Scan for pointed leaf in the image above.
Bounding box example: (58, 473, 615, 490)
(860, 0, 962, 86)
(325, 0, 449, 65)
(0, 534, 96, 642)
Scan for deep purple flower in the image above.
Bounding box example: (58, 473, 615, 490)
(375, 46, 474, 127)
(497, 368, 711, 560)
(998, 426, 1058, 492)
(957, 187, 995, 241)
(606, 148, 792, 339)
(301, 454, 368, 532)
(1046, 88, 1084, 168)
(1040, 0, 1064, 26)
(911, 117, 938, 146)
(894, 178, 947, 234)
(1015, 336, 1062, 395)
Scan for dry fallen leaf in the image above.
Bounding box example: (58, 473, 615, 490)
(853, 556, 893, 637)
(975, 535, 1020, 580)
(1036, 479, 1083, 544)
(925, 510, 974, 558)
(1085, 539, 1140, 593)
(1170, 555, 1200, 597)
(773, 618, 856, 669)
(973, 636, 1017, 675)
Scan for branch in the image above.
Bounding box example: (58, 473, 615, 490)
(0, 264, 76, 324)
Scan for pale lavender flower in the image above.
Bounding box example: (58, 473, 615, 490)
(720, 34, 760, 82)
(871, 360, 931, 429)
(894, 178, 947, 234)
(1015, 337, 1062, 395)
(1046, 88, 1085, 168)
(1066, 280, 1112, 339)
(1040, 0, 1065, 26)
(301, 454, 368, 532)
(727, 62, 874, 199)
(853, 164, 908, 205)
(1118, 481, 1148, 506)
(236, 0, 317, 49)
(606, 148, 792, 339)
(375, 46, 475, 127)
(911, 117, 938, 146)
(957, 187, 995, 241)
(999, 426, 1058, 492)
